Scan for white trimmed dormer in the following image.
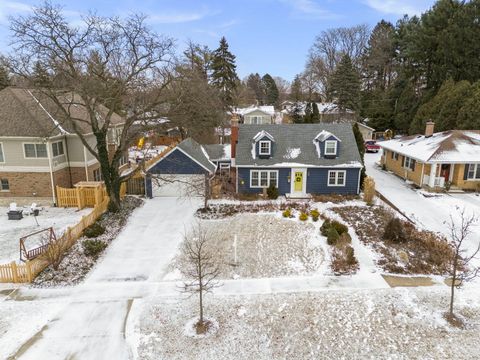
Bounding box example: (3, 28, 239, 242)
(252, 130, 275, 159)
(313, 130, 341, 158)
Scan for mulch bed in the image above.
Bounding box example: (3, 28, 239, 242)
(332, 205, 454, 275)
(31, 196, 144, 287)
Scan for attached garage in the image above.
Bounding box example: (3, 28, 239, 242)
(146, 138, 216, 198)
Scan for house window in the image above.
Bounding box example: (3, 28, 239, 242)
(24, 143, 47, 158)
(219, 163, 230, 174)
(250, 170, 279, 188)
(0, 143, 4, 163)
(93, 168, 103, 181)
(328, 170, 346, 186)
(391, 151, 399, 160)
(1, 179, 9, 191)
(403, 156, 415, 171)
(324, 140, 337, 156)
(249, 116, 263, 124)
(466, 164, 480, 180)
(51, 141, 64, 157)
(259, 141, 271, 156)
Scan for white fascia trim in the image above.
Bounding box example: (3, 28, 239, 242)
(0, 166, 51, 173)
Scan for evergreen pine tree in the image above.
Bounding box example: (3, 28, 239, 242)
(311, 102, 320, 122)
(246, 73, 264, 104)
(262, 73, 279, 105)
(352, 122, 366, 187)
(304, 102, 312, 123)
(328, 54, 361, 112)
(290, 74, 303, 101)
(211, 37, 239, 108)
(290, 101, 304, 123)
(0, 65, 11, 90)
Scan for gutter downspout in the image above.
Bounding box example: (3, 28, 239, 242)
(46, 139, 57, 206)
(83, 145, 89, 181)
(64, 136, 73, 187)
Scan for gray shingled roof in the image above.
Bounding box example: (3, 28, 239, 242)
(203, 144, 231, 161)
(177, 138, 217, 173)
(0, 87, 124, 137)
(235, 124, 362, 167)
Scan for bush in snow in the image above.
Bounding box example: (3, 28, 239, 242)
(310, 209, 320, 222)
(282, 208, 292, 218)
(363, 176, 375, 205)
(320, 219, 332, 236)
(267, 184, 279, 200)
(83, 222, 105, 238)
(345, 245, 356, 265)
(331, 220, 348, 236)
(338, 232, 352, 245)
(327, 227, 340, 246)
(299, 212, 308, 221)
(383, 217, 407, 243)
(82, 239, 107, 257)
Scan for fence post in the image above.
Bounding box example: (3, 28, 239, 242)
(11, 261, 18, 283)
(26, 261, 33, 282)
(76, 188, 82, 209)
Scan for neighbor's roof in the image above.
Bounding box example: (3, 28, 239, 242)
(356, 121, 375, 132)
(203, 144, 231, 161)
(0, 87, 124, 138)
(379, 130, 480, 163)
(233, 105, 275, 116)
(177, 138, 217, 173)
(235, 124, 362, 167)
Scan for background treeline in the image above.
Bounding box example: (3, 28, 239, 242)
(295, 0, 480, 134)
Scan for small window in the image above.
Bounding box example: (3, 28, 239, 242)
(466, 164, 480, 180)
(1, 179, 9, 191)
(259, 141, 271, 155)
(24, 143, 47, 158)
(251, 171, 259, 187)
(403, 156, 415, 171)
(93, 168, 103, 181)
(324, 140, 337, 156)
(0, 143, 4, 163)
(328, 170, 346, 186)
(391, 151, 399, 161)
(52, 141, 65, 157)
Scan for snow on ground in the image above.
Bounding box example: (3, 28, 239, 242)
(0, 206, 91, 263)
(365, 152, 480, 267)
(134, 287, 480, 360)
(128, 145, 167, 163)
(169, 213, 323, 279)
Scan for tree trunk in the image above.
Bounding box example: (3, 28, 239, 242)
(198, 259, 203, 325)
(204, 174, 210, 210)
(449, 256, 458, 317)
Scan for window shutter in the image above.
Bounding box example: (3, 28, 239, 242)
(464, 164, 470, 180)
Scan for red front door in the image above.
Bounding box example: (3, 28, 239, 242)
(440, 164, 450, 181)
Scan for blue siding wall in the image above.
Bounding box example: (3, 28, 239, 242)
(306, 168, 360, 195)
(237, 168, 290, 194)
(148, 149, 207, 175)
(237, 167, 361, 195)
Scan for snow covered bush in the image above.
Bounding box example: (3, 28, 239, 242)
(82, 239, 107, 257)
(299, 212, 308, 221)
(310, 209, 320, 221)
(83, 223, 105, 238)
(383, 218, 407, 243)
(282, 208, 292, 218)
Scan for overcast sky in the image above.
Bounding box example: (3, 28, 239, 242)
(0, 0, 436, 81)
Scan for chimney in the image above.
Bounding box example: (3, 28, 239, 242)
(425, 121, 435, 137)
(230, 113, 239, 160)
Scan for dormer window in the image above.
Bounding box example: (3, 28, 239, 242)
(259, 141, 271, 155)
(324, 140, 337, 156)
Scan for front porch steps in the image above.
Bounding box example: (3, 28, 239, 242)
(285, 193, 312, 200)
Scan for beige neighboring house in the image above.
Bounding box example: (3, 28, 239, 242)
(379, 122, 480, 191)
(233, 105, 275, 124)
(356, 122, 375, 140)
(0, 87, 125, 205)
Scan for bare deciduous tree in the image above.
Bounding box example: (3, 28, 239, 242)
(181, 223, 221, 334)
(445, 207, 479, 324)
(6, 2, 175, 212)
(38, 233, 68, 271)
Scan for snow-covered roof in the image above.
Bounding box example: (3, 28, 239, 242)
(379, 130, 480, 163)
(253, 130, 275, 142)
(356, 121, 375, 132)
(203, 144, 232, 161)
(314, 130, 341, 142)
(233, 105, 275, 116)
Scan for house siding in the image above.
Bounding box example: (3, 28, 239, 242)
(382, 150, 425, 186)
(243, 110, 273, 124)
(148, 149, 208, 175)
(237, 167, 360, 195)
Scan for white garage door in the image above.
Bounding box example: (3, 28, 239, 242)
(152, 174, 205, 197)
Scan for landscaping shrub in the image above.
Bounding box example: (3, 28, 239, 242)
(282, 208, 292, 218)
(326, 227, 340, 245)
(267, 184, 279, 200)
(345, 245, 356, 265)
(310, 209, 320, 221)
(338, 232, 352, 245)
(82, 239, 107, 257)
(299, 212, 308, 221)
(331, 220, 348, 236)
(383, 217, 407, 243)
(363, 176, 376, 205)
(83, 223, 105, 238)
(320, 219, 331, 236)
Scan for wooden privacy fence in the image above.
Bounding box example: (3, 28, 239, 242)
(57, 182, 126, 209)
(0, 195, 111, 283)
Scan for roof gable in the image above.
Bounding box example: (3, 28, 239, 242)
(314, 130, 341, 142)
(253, 130, 275, 142)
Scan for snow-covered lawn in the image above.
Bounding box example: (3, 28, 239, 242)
(169, 214, 324, 279)
(134, 287, 480, 360)
(0, 206, 91, 264)
(365, 152, 480, 267)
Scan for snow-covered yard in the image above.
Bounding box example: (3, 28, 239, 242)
(169, 214, 324, 279)
(134, 287, 480, 360)
(0, 206, 91, 264)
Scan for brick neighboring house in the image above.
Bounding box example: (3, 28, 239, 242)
(0, 87, 125, 205)
(379, 122, 480, 191)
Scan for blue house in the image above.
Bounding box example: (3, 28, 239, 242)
(233, 124, 363, 197)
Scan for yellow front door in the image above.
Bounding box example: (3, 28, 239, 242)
(294, 171, 303, 192)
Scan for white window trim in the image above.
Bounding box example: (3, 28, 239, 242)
(219, 163, 230, 170)
(403, 156, 415, 171)
(392, 151, 399, 161)
(23, 142, 48, 159)
(0, 178, 9, 192)
(259, 141, 271, 156)
(0, 143, 4, 163)
(250, 170, 279, 188)
(466, 164, 480, 180)
(324, 140, 337, 156)
(51, 140, 65, 158)
(327, 170, 346, 187)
